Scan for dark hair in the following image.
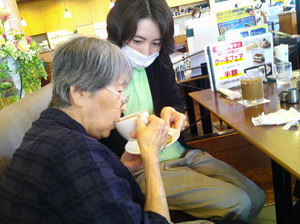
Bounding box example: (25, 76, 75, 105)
(191, 7, 201, 19)
(245, 7, 253, 13)
(106, 0, 175, 64)
(50, 37, 132, 108)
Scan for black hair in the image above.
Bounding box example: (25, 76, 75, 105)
(106, 0, 175, 65)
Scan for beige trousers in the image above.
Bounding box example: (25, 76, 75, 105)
(133, 149, 265, 223)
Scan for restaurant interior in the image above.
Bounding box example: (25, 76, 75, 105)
(0, 0, 300, 223)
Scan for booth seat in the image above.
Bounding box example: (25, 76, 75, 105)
(0, 84, 52, 177)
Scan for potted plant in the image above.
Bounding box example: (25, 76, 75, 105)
(0, 7, 47, 109)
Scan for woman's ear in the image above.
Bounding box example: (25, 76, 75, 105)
(69, 86, 88, 107)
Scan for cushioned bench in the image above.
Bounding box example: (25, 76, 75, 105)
(0, 84, 52, 176)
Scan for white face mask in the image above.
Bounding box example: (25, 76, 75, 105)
(121, 45, 159, 68)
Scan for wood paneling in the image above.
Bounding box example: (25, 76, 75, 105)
(70, 0, 93, 26)
(40, 0, 61, 33)
(76, 24, 96, 37)
(54, 0, 76, 30)
(88, 0, 110, 22)
(19, 1, 46, 36)
(17, 0, 110, 36)
(18, 0, 207, 36)
(17, 4, 30, 35)
(187, 132, 271, 172)
(166, 0, 178, 7)
(279, 11, 298, 35)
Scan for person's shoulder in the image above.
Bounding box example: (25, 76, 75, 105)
(25, 121, 103, 161)
(46, 130, 118, 172)
(56, 129, 104, 154)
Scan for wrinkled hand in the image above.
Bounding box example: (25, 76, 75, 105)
(160, 107, 187, 131)
(136, 115, 169, 159)
(121, 151, 143, 173)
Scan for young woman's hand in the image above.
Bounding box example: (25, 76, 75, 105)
(160, 107, 187, 131)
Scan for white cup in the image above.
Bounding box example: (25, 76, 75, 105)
(115, 110, 149, 140)
(274, 44, 289, 63)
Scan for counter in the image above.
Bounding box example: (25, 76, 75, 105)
(39, 51, 54, 86)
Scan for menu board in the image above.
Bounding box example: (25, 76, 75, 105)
(205, 32, 274, 91)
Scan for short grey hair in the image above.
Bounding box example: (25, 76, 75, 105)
(50, 36, 132, 108)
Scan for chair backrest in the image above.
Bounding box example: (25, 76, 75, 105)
(0, 84, 52, 176)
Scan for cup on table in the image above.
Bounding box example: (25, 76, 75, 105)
(274, 62, 292, 86)
(274, 44, 289, 63)
(280, 88, 299, 104)
(240, 70, 264, 105)
(286, 88, 299, 104)
(297, 80, 300, 89)
(115, 110, 149, 141)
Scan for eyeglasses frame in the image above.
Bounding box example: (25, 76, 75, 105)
(105, 87, 130, 107)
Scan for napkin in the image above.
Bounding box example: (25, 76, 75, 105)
(251, 107, 300, 130)
(218, 88, 242, 100)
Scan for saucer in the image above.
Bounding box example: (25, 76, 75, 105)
(125, 128, 180, 154)
(237, 98, 270, 107)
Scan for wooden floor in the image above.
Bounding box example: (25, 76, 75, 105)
(243, 166, 274, 206)
(182, 101, 297, 206)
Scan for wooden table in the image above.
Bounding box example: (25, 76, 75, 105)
(189, 80, 300, 224)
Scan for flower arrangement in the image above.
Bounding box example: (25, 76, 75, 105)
(0, 7, 47, 109)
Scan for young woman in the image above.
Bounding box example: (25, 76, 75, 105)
(102, 0, 265, 222)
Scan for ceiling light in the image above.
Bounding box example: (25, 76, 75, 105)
(110, 0, 114, 9)
(64, 8, 72, 18)
(21, 17, 27, 26)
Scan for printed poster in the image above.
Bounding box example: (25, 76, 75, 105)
(216, 6, 256, 36)
(243, 32, 274, 82)
(225, 24, 269, 40)
(206, 32, 274, 91)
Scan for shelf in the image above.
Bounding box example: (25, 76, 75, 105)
(173, 12, 192, 18)
(171, 0, 209, 8)
(173, 9, 210, 18)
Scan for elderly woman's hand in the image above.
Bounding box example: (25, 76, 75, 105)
(120, 152, 143, 173)
(160, 107, 187, 131)
(136, 115, 169, 159)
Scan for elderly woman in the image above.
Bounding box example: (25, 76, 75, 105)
(0, 37, 171, 223)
